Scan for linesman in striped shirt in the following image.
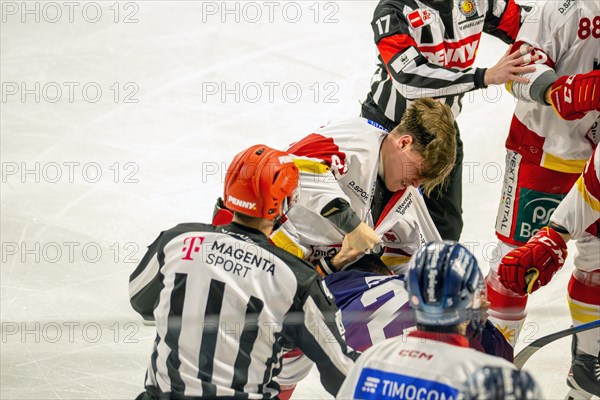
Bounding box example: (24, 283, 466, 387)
(129, 145, 359, 399)
(361, 0, 536, 240)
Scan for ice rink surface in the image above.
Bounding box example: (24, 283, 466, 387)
(0, 1, 582, 399)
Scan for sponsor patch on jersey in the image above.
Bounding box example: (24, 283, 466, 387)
(383, 231, 400, 243)
(366, 119, 388, 132)
(390, 47, 420, 73)
(353, 368, 458, 400)
(496, 151, 520, 238)
(514, 188, 564, 242)
(459, 0, 477, 17)
(558, 0, 575, 15)
(419, 35, 479, 69)
(406, 9, 433, 29)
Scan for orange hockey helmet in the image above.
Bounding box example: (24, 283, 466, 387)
(224, 144, 299, 220)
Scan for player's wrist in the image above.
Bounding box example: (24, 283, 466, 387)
(475, 68, 488, 89)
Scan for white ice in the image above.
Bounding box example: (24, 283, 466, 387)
(0, 2, 578, 399)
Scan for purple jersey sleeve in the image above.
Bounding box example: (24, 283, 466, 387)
(325, 271, 413, 351)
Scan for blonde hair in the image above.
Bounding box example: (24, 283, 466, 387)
(392, 98, 456, 196)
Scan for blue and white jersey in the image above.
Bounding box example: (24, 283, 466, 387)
(336, 331, 517, 400)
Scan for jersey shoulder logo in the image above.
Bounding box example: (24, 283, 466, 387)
(406, 9, 433, 29)
(459, 0, 477, 17)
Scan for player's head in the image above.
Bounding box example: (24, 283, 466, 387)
(406, 241, 484, 334)
(224, 144, 299, 221)
(384, 98, 456, 195)
(458, 367, 542, 400)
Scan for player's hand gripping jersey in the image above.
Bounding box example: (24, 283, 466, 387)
(368, 0, 522, 120)
(270, 118, 440, 271)
(129, 222, 358, 399)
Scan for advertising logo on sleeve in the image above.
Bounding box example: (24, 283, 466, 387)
(514, 188, 564, 242)
(354, 368, 458, 400)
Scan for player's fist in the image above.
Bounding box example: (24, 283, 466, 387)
(549, 70, 600, 120)
(498, 227, 567, 296)
(345, 222, 379, 252)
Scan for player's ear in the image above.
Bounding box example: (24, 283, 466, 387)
(398, 134, 413, 149)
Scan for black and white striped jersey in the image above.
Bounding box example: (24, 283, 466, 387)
(367, 0, 522, 121)
(129, 222, 358, 399)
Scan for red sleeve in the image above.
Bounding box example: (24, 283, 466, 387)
(497, 0, 521, 41)
(377, 34, 418, 65)
(583, 147, 600, 200)
(287, 133, 347, 168)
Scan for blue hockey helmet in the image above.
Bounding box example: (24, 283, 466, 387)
(458, 366, 542, 400)
(406, 241, 484, 330)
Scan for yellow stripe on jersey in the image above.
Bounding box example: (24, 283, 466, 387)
(381, 254, 411, 268)
(271, 230, 305, 259)
(576, 176, 600, 212)
(542, 153, 587, 174)
(568, 298, 600, 324)
(293, 159, 330, 175)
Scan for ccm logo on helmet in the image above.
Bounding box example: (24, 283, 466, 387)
(228, 195, 256, 210)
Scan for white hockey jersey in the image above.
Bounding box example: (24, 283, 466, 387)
(552, 146, 600, 240)
(336, 331, 519, 400)
(270, 118, 441, 271)
(506, 0, 600, 174)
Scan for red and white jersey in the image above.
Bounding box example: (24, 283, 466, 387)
(552, 146, 600, 240)
(270, 118, 440, 271)
(506, 0, 600, 174)
(337, 331, 518, 400)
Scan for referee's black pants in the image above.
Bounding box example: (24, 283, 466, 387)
(360, 94, 464, 241)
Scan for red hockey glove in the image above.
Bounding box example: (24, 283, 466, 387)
(549, 70, 600, 120)
(498, 227, 568, 296)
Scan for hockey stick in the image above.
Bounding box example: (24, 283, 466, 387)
(514, 319, 600, 369)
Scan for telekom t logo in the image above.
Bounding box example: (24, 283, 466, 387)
(182, 236, 205, 260)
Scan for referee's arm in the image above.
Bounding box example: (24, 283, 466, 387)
(288, 277, 360, 396)
(128, 233, 163, 321)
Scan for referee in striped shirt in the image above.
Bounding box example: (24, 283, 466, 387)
(130, 145, 359, 400)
